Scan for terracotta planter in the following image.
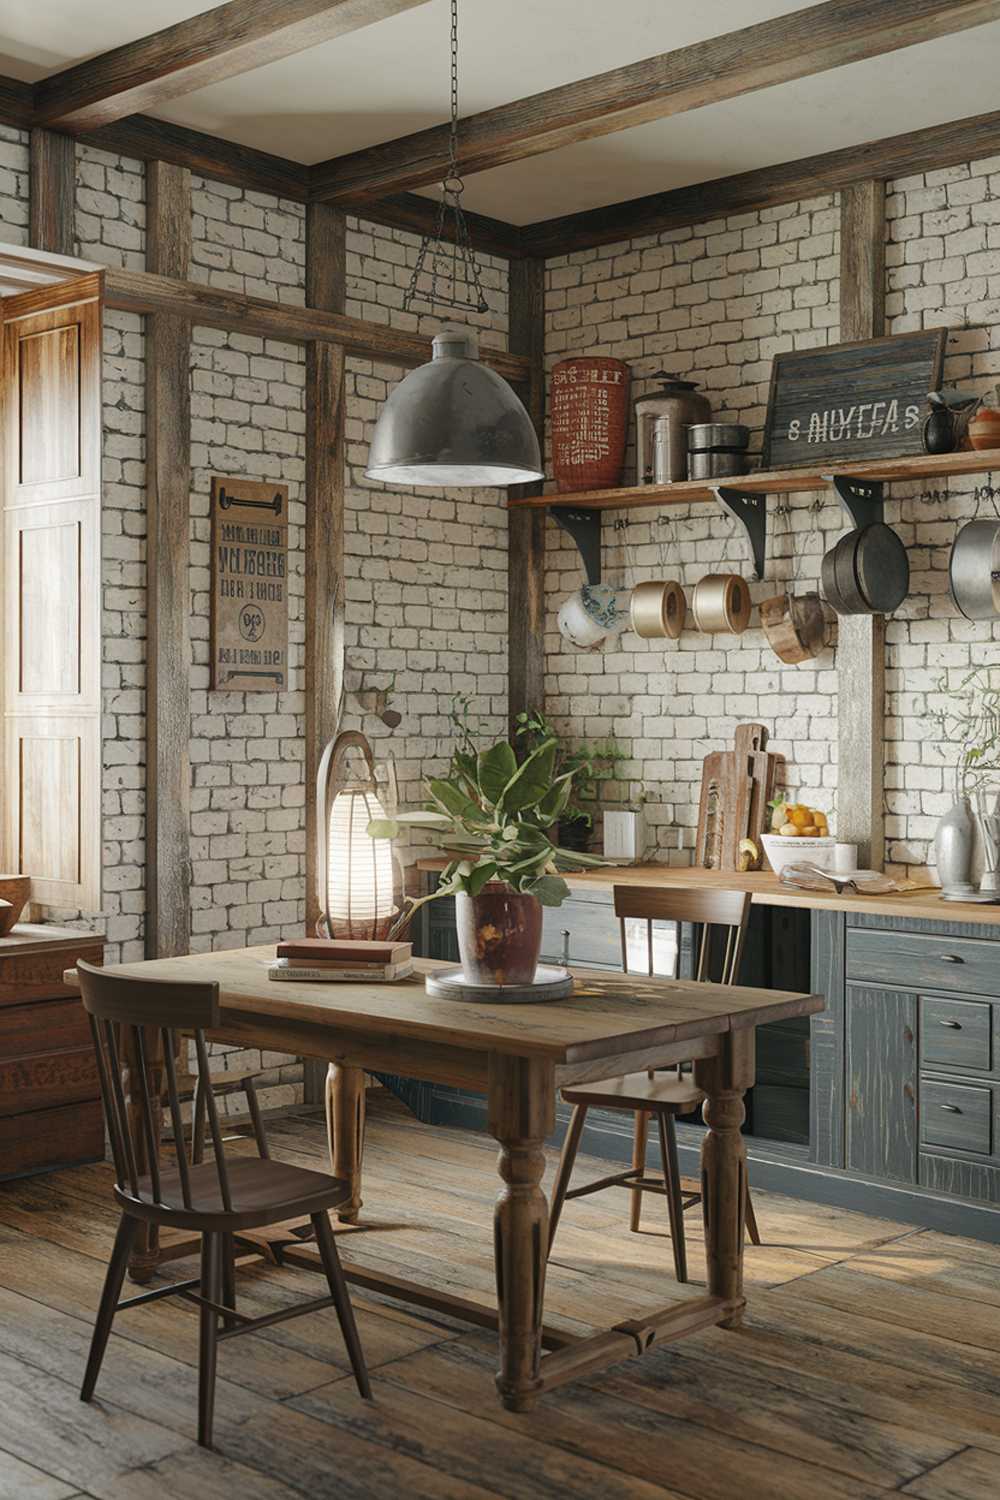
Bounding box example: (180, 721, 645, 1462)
(455, 884, 543, 987)
(550, 356, 630, 492)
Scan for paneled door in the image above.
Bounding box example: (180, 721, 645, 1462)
(1, 274, 102, 908)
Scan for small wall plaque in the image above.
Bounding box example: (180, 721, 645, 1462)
(762, 330, 946, 469)
(210, 476, 288, 691)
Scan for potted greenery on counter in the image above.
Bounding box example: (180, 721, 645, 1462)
(514, 708, 626, 851)
(367, 731, 604, 987)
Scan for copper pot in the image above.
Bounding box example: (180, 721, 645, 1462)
(691, 574, 751, 635)
(455, 884, 543, 986)
(630, 579, 686, 639)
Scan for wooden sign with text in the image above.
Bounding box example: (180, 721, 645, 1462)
(210, 476, 288, 691)
(762, 330, 945, 469)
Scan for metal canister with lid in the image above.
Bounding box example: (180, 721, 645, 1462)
(686, 422, 750, 480)
(635, 373, 711, 484)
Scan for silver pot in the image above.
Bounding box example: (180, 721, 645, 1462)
(950, 518, 1000, 619)
(687, 449, 748, 480)
(687, 422, 750, 452)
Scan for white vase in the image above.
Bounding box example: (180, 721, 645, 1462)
(935, 796, 975, 899)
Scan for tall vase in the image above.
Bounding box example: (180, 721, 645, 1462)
(935, 795, 976, 899)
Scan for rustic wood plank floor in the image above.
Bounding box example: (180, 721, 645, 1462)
(1, 1091, 998, 1500)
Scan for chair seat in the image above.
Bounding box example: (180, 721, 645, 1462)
(117, 1156, 351, 1231)
(562, 1071, 704, 1114)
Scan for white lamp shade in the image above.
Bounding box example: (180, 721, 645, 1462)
(327, 786, 397, 930)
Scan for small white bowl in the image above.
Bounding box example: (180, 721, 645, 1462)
(761, 832, 835, 875)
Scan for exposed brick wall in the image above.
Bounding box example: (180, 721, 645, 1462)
(0, 125, 29, 245)
(75, 145, 145, 268)
(190, 177, 305, 304)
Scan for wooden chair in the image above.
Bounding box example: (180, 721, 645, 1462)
(76, 960, 371, 1448)
(548, 886, 761, 1282)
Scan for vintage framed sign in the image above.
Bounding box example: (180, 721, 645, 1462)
(761, 330, 946, 470)
(210, 476, 289, 691)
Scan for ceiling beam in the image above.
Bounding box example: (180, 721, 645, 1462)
(33, 0, 432, 132)
(309, 0, 1000, 203)
(519, 104, 1000, 258)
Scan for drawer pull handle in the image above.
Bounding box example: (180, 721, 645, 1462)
(938, 1103, 962, 1113)
(939, 954, 965, 964)
(938, 1019, 962, 1029)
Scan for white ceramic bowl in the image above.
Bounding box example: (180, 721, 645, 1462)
(761, 833, 836, 875)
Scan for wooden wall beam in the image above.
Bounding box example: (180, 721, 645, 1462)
(28, 129, 75, 256)
(304, 202, 347, 937)
(102, 265, 530, 382)
(145, 160, 193, 958)
(507, 258, 547, 738)
(34, 0, 432, 132)
(838, 179, 887, 871)
(310, 0, 1000, 203)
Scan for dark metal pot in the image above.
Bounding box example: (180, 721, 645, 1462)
(821, 523, 909, 615)
(454, 884, 543, 987)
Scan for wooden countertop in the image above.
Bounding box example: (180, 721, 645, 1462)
(416, 859, 1000, 927)
(0, 923, 105, 957)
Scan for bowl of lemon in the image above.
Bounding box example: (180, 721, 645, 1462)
(761, 798, 834, 875)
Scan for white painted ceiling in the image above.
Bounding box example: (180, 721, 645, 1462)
(1, 1, 999, 223)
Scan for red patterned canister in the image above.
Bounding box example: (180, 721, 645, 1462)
(550, 356, 630, 492)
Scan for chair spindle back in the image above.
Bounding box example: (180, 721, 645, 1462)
(613, 885, 752, 986)
(77, 960, 233, 1213)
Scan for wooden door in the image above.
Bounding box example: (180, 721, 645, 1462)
(1, 274, 102, 909)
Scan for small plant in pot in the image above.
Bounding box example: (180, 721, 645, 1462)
(367, 734, 604, 986)
(513, 708, 626, 852)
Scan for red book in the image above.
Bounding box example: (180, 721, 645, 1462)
(276, 938, 411, 965)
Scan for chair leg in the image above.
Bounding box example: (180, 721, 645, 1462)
(81, 1213, 137, 1402)
(312, 1211, 371, 1400)
(657, 1113, 688, 1284)
(198, 1232, 222, 1448)
(220, 1234, 238, 1330)
(630, 1110, 650, 1232)
(745, 1187, 761, 1246)
(547, 1103, 586, 1255)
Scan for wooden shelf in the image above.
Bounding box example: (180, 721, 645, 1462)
(506, 449, 1000, 511)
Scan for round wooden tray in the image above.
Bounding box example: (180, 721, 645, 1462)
(425, 965, 574, 1004)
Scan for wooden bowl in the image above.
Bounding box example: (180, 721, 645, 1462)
(759, 591, 826, 663)
(0, 875, 30, 936)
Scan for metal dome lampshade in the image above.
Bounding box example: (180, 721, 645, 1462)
(316, 731, 402, 940)
(364, 326, 543, 487)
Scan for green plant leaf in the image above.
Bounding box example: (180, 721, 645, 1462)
(477, 741, 517, 804)
(366, 819, 400, 840)
(465, 860, 497, 896)
(428, 779, 481, 820)
(535, 779, 571, 825)
(498, 739, 557, 813)
(525, 874, 570, 907)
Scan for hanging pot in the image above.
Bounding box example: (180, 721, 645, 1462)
(630, 579, 686, 639)
(759, 592, 826, 663)
(550, 356, 630, 492)
(691, 574, 751, 635)
(821, 524, 909, 615)
(949, 518, 1000, 619)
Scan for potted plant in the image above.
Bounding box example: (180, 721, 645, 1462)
(513, 708, 626, 852)
(367, 732, 604, 986)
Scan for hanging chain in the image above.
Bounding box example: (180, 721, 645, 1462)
(404, 0, 489, 318)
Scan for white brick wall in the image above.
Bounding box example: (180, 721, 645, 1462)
(0, 125, 28, 245)
(191, 178, 305, 304)
(75, 145, 145, 268)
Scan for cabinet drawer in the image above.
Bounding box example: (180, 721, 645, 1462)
(0, 943, 103, 1008)
(0, 1046, 99, 1117)
(848, 929, 1000, 999)
(541, 899, 621, 970)
(920, 1080, 992, 1155)
(921, 997, 992, 1072)
(0, 997, 91, 1059)
(0, 1099, 104, 1179)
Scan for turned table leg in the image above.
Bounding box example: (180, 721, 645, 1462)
(488, 1055, 554, 1412)
(326, 1063, 365, 1223)
(695, 1029, 754, 1327)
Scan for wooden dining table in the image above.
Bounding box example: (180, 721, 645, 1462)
(67, 949, 822, 1412)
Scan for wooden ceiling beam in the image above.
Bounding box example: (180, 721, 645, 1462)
(309, 0, 1000, 203)
(519, 104, 1000, 257)
(33, 0, 432, 132)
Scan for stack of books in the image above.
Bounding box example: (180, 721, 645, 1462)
(266, 937, 413, 983)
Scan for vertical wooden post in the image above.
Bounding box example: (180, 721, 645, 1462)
(29, 129, 75, 255)
(145, 160, 193, 960)
(507, 257, 546, 737)
(838, 179, 887, 869)
(304, 204, 347, 1104)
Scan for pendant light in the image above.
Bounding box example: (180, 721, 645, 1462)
(365, 0, 542, 489)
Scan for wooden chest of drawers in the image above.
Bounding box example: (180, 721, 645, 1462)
(0, 925, 105, 1180)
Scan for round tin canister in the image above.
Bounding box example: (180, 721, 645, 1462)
(691, 574, 752, 635)
(950, 518, 1000, 619)
(630, 579, 686, 639)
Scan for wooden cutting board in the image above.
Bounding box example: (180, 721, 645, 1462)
(696, 724, 783, 871)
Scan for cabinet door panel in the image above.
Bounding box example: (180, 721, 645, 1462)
(846, 984, 917, 1183)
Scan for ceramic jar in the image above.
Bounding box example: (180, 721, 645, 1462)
(935, 796, 976, 899)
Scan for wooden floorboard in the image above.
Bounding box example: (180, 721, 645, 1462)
(0, 1091, 998, 1499)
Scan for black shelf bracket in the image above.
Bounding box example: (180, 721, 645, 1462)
(825, 474, 884, 529)
(551, 505, 602, 584)
(712, 486, 767, 581)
